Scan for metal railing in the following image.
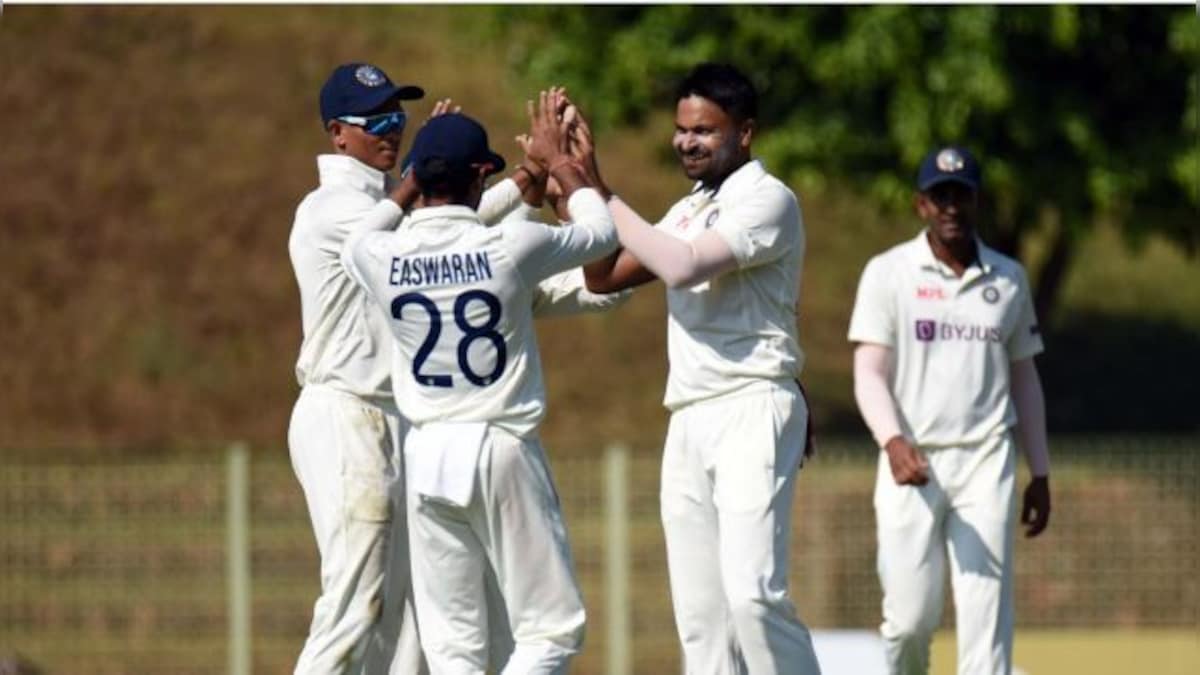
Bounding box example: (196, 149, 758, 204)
(1, 436, 1196, 673)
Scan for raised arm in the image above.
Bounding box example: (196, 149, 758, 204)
(559, 101, 660, 293)
(505, 89, 618, 285)
(607, 197, 739, 288)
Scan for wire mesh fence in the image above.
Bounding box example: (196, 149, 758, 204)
(1, 435, 1197, 673)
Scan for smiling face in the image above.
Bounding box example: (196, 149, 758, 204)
(672, 95, 752, 189)
(328, 99, 405, 172)
(916, 180, 980, 247)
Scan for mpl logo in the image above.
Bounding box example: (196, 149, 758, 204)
(915, 320, 937, 342)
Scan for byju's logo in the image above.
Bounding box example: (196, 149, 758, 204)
(914, 319, 1002, 343)
(915, 320, 937, 341)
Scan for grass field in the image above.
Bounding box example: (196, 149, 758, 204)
(1, 6, 1197, 453)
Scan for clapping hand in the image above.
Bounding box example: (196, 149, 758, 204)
(428, 98, 461, 119)
(525, 87, 573, 169)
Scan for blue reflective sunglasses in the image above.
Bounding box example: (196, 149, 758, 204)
(337, 111, 407, 135)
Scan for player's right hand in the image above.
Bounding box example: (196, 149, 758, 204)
(884, 436, 929, 486)
(429, 98, 460, 119)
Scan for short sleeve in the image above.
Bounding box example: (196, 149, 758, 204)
(1006, 267, 1045, 361)
(710, 183, 800, 269)
(847, 256, 896, 347)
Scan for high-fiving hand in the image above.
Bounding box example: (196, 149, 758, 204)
(525, 87, 573, 169)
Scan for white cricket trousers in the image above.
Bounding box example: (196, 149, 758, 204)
(874, 431, 1017, 675)
(661, 380, 822, 675)
(289, 385, 426, 675)
(407, 425, 585, 675)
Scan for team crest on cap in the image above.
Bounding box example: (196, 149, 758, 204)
(355, 65, 386, 87)
(936, 148, 965, 173)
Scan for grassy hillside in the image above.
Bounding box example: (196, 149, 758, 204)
(1, 6, 1196, 454)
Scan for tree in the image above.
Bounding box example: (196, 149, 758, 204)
(492, 5, 1198, 322)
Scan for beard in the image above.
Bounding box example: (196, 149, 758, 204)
(678, 140, 741, 187)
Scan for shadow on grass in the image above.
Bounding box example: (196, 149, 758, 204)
(1041, 312, 1200, 433)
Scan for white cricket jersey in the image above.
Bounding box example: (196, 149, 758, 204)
(658, 159, 805, 410)
(289, 155, 406, 402)
(847, 230, 1044, 447)
(344, 188, 617, 437)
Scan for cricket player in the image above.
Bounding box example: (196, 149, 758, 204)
(289, 63, 614, 674)
(581, 63, 822, 674)
(848, 146, 1052, 675)
(288, 62, 429, 675)
(342, 98, 617, 674)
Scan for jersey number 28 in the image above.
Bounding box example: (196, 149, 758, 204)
(391, 290, 506, 387)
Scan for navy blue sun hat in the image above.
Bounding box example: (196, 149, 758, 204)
(406, 114, 506, 183)
(319, 63, 424, 124)
(917, 146, 982, 192)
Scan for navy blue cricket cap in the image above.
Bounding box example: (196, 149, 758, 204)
(917, 146, 982, 192)
(319, 63, 424, 124)
(406, 114, 506, 183)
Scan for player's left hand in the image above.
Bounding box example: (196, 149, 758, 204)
(1021, 476, 1051, 538)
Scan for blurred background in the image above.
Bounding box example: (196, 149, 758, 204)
(1, 5, 1196, 674)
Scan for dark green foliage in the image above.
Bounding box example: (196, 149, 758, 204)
(493, 6, 1199, 320)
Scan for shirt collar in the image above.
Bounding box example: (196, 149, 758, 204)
(405, 204, 481, 228)
(689, 158, 766, 202)
(909, 228, 996, 277)
(317, 154, 394, 199)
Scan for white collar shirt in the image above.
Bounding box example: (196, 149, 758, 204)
(342, 189, 616, 437)
(848, 230, 1044, 446)
(288, 154, 404, 402)
(657, 159, 806, 410)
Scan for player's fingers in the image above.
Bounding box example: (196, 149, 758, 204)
(546, 90, 560, 128)
(908, 450, 928, 484)
(1025, 510, 1047, 537)
(551, 86, 566, 113)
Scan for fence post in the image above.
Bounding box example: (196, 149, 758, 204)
(605, 443, 632, 675)
(227, 442, 251, 675)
